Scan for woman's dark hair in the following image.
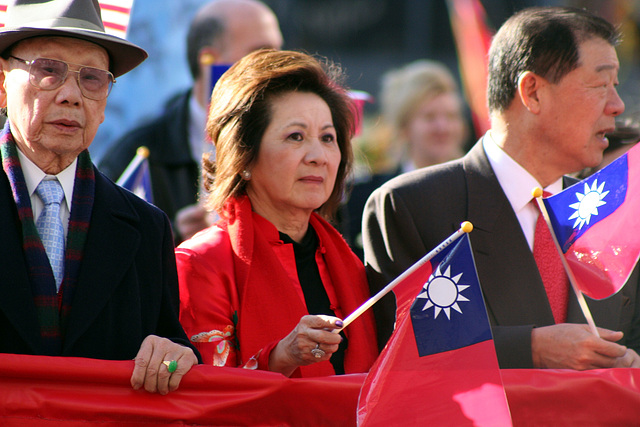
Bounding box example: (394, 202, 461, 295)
(203, 49, 355, 219)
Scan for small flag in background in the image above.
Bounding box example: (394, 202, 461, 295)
(348, 90, 374, 137)
(97, 0, 134, 39)
(208, 63, 232, 96)
(116, 146, 153, 203)
(542, 143, 640, 300)
(0, 1, 134, 38)
(200, 50, 232, 106)
(446, 0, 493, 139)
(357, 234, 511, 426)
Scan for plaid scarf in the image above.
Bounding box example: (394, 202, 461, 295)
(1, 123, 95, 355)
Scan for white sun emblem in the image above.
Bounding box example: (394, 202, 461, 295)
(567, 179, 608, 230)
(416, 264, 470, 320)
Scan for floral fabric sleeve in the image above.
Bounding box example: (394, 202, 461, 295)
(176, 245, 241, 367)
(190, 325, 237, 367)
(176, 233, 284, 371)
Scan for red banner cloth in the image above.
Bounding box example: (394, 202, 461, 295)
(0, 354, 362, 426)
(1, 354, 639, 426)
(502, 368, 640, 426)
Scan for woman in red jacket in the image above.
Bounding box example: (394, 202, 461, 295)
(176, 49, 378, 377)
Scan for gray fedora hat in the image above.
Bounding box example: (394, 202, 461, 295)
(0, 0, 148, 77)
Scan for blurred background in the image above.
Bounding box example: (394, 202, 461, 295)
(94, 0, 640, 173)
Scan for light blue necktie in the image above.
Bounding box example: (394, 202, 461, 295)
(35, 179, 65, 291)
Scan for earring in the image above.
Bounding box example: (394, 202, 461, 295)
(241, 170, 251, 180)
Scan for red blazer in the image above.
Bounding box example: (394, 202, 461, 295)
(176, 196, 378, 377)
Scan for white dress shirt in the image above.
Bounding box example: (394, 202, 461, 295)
(482, 132, 562, 250)
(17, 147, 76, 241)
(188, 92, 213, 164)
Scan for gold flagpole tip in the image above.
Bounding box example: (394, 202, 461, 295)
(461, 221, 473, 233)
(532, 187, 543, 198)
(136, 146, 150, 158)
(201, 53, 216, 66)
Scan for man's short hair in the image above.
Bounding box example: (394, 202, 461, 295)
(487, 6, 620, 113)
(186, 4, 226, 80)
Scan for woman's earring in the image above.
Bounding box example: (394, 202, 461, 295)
(241, 170, 252, 180)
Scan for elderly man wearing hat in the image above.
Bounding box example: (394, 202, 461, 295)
(0, 0, 199, 395)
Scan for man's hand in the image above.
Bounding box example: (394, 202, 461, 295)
(614, 348, 640, 368)
(531, 324, 627, 370)
(130, 335, 198, 395)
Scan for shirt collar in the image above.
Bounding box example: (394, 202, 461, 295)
(16, 147, 77, 212)
(483, 132, 562, 213)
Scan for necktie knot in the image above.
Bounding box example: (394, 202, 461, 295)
(36, 179, 64, 206)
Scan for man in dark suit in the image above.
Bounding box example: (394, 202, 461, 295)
(99, 0, 283, 243)
(363, 6, 640, 369)
(0, 0, 198, 394)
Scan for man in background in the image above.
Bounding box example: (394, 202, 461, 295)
(100, 0, 283, 243)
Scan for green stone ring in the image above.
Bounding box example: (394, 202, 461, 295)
(163, 360, 178, 373)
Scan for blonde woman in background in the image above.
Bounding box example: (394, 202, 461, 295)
(340, 60, 468, 259)
(381, 59, 468, 171)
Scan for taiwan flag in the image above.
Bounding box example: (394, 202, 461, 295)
(357, 234, 511, 426)
(446, 0, 493, 138)
(542, 143, 640, 300)
(116, 146, 153, 203)
(207, 63, 232, 100)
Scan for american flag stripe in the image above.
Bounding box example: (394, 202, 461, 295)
(0, 3, 6, 27)
(99, 1, 131, 14)
(99, 0, 134, 38)
(0, 1, 134, 39)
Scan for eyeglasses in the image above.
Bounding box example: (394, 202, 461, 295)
(9, 56, 115, 100)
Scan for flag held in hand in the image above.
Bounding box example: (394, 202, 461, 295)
(357, 233, 511, 426)
(541, 143, 640, 300)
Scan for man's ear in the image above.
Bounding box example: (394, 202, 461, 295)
(516, 71, 545, 114)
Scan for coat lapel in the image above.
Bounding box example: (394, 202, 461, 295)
(0, 171, 42, 352)
(462, 142, 556, 326)
(62, 170, 141, 352)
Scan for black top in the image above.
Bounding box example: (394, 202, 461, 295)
(280, 227, 347, 374)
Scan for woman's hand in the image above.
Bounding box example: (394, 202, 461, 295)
(268, 315, 343, 376)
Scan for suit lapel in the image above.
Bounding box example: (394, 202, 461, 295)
(462, 142, 556, 326)
(62, 170, 141, 352)
(0, 171, 43, 352)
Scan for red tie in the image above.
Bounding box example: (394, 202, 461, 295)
(533, 192, 569, 323)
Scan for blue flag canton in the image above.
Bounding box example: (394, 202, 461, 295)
(410, 235, 493, 357)
(544, 154, 628, 253)
(209, 64, 232, 96)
